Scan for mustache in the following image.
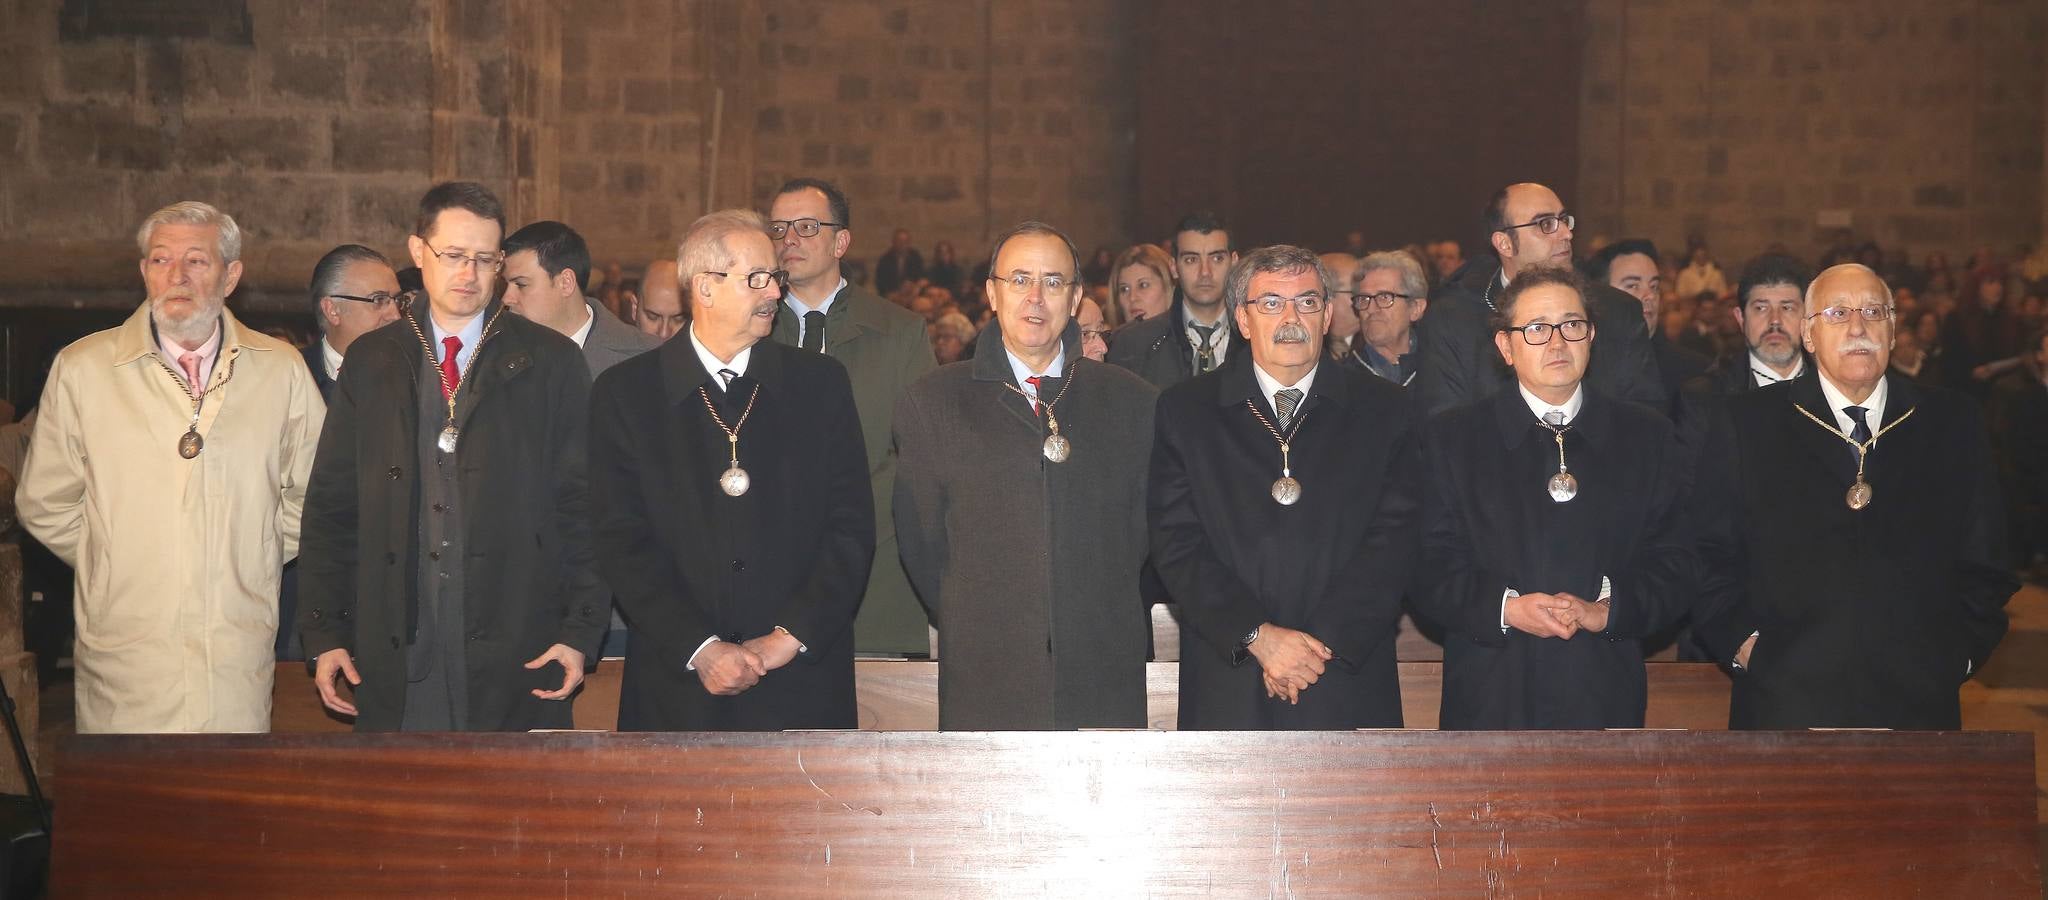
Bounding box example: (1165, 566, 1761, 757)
(1273, 322, 1311, 344)
(1838, 335, 1883, 353)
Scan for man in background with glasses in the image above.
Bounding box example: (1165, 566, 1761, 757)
(1150, 245, 1422, 730)
(1342, 250, 1430, 387)
(299, 181, 609, 732)
(1693, 263, 2018, 730)
(1416, 182, 1664, 416)
(304, 243, 401, 398)
(765, 177, 936, 661)
(1415, 268, 1693, 729)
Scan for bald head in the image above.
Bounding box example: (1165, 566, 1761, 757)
(1487, 182, 1574, 277)
(637, 256, 685, 341)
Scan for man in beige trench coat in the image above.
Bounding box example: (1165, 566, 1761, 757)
(16, 201, 325, 733)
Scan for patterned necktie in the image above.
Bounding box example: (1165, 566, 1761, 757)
(439, 335, 462, 400)
(178, 351, 203, 392)
(1191, 322, 1218, 374)
(718, 368, 739, 391)
(1845, 405, 1871, 469)
(1543, 410, 1566, 428)
(801, 310, 826, 352)
(1025, 376, 1043, 415)
(1275, 388, 1303, 431)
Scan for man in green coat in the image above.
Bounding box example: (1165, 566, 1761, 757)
(766, 178, 937, 656)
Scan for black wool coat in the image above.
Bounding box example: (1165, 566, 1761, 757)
(298, 305, 610, 732)
(1692, 371, 2018, 729)
(1150, 359, 1422, 730)
(1415, 386, 1695, 730)
(894, 323, 1158, 730)
(588, 336, 874, 731)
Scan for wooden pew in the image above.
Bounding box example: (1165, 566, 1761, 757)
(52, 729, 2040, 896)
(272, 659, 1736, 733)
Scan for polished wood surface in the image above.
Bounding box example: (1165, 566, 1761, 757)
(272, 659, 1734, 733)
(53, 730, 2040, 896)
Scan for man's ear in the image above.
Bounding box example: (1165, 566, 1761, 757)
(832, 229, 851, 260)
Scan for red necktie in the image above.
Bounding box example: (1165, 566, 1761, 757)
(1025, 375, 1042, 415)
(440, 335, 463, 400)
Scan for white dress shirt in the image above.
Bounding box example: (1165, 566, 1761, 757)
(1749, 351, 1805, 386)
(784, 277, 847, 346)
(566, 303, 596, 349)
(1005, 346, 1067, 402)
(319, 336, 344, 382)
(1184, 312, 1230, 368)
(687, 322, 754, 389)
(1250, 361, 1318, 419)
(1815, 369, 1889, 442)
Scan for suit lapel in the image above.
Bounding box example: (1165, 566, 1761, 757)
(1783, 372, 1855, 484)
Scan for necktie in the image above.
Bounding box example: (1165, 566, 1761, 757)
(1845, 405, 1871, 469)
(718, 368, 739, 391)
(1275, 388, 1303, 431)
(801, 310, 826, 352)
(178, 351, 203, 392)
(1191, 323, 1218, 374)
(1543, 410, 1566, 428)
(440, 335, 463, 400)
(1025, 375, 1043, 415)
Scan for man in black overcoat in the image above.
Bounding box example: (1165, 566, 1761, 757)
(1414, 268, 1695, 730)
(1151, 245, 1423, 730)
(1693, 264, 2018, 730)
(588, 210, 874, 731)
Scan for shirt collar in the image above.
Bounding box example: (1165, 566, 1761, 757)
(784, 277, 847, 318)
(1005, 345, 1066, 397)
(1815, 369, 1888, 436)
(687, 322, 753, 388)
(1748, 350, 1804, 385)
(320, 336, 344, 380)
(155, 317, 223, 388)
(1517, 382, 1585, 425)
(566, 302, 596, 348)
(1251, 361, 1318, 413)
(429, 310, 487, 356)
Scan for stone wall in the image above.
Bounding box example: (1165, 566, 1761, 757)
(1579, 0, 2048, 268)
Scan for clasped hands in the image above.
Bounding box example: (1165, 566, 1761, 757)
(1505, 591, 1608, 640)
(693, 629, 804, 696)
(1248, 624, 1332, 706)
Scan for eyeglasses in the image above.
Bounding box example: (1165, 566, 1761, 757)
(330, 291, 397, 308)
(1080, 326, 1112, 343)
(1504, 318, 1592, 345)
(419, 239, 503, 273)
(1353, 291, 1415, 310)
(767, 218, 845, 239)
(1501, 212, 1575, 236)
(705, 268, 791, 290)
(1807, 304, 1894, 326)
(997, 272, 1074, 294)
(1246, 293, 1328, 315)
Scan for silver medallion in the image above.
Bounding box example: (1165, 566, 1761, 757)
(1547, 471, 1579, 503)
(1042, 433, 1071, 463)
(1271, 476, 1303, 506)
(1846, 480, 1872, 511)
(719, 464, 752, 497)
(177, 430, 203, 460)
(437, 425, 460, 454)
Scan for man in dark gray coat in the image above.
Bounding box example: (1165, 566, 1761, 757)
(894, 221, 1158, 730)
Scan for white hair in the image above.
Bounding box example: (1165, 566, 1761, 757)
(675, 209, 769, 306)
(135, 200, 242, 263)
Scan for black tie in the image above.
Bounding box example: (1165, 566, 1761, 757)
(1191, 322, 1218, 374)
(1845, 405, 1871, 469)
(800, 311, 826, 352)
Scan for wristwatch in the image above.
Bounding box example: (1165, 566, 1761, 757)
(1231, 625, 1262, 666)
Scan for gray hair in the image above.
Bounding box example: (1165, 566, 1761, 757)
(135, 200, 243, 263)
(929, 310, 976, 344)
(676, 209, 770, 306)
(1354, 250, 1428, 300)
(1805, 262, 1894, 314)
(1223, 244, 1335, 313)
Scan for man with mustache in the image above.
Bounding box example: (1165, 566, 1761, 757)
(1414, 268, 1694, 729)
(1108, 211, 1244, 389)
(1414, 183, 1664, 416)
(299, 182, 609, 732)
(895, 221, 1158, 729)
(1150, 245, 1423, 729)
(589, 210, 873, 731)
(1714, 254, 1813, 395)
(18, 201, 326, 732)
(1693, 264, 2018, 729)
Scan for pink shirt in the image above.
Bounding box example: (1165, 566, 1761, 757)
(157, 320, 223, 392)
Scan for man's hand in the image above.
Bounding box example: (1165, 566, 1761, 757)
(1506, 592, 1578, 639)
(313, 648, 361, 716)
(525, 643, 587, 699)
(1542, 593, 1608, 634)
(694, 641, 767, 696)
(740, 630, 802, 672)
(1263, 670, 1303, 705)
(1734, 633, 1758, 670)
(1247, 624, 1331, 696)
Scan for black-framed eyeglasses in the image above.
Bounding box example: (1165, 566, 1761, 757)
(419, 239, 503, 273)
(1353, 291, 1415, 310)
(1080, 326, 1113, 344)
(767, 218, 845, 239)
(998, 272, 1075, 294)
(1504, 318, 1592, 345)
(705, 268, 790, 290)
(1247, 293, 1327, 315)
(1501, 212, 1575, 236)
(330, 291, 398, 308)
(1807, 304, 1893, 326)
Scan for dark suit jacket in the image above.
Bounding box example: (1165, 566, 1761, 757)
(580, 299, 658, 382)
(1692, 372, 2018, 729)
(1150, 360, 1422, 730)
(589, 337, 874, 731)
(1415, 387, 1694, 729)
(1653, 332, 1715, 407)
(1105, 298, 1244, 391)
(1711, 353, 1811, 397)
(1414, 261, 1666, 416)
(300, 341, 335, 398)
(297, 306, 610, 732)
(894, 324, 1158, 730)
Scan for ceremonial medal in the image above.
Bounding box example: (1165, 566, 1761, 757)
(1537, 414, 1577, 503)
(178, 429, 203, 460)
(406, 304, 506, 457)
(699, 383, 762, 498)
(153, 347, 239, 461)
(437, 425, 460, 454)
(1271, 475, 1302, 506)
(1042, 432, 1071, 463)
(1245, 400, 1312, 507)
(1004, 366, 1078, 464)
(1791, 403, 1916, 512)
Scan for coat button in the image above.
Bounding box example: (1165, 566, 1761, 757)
(730, 559, 745, 572)
(390, 636, 400, 649)
(388, 466, 402, 479)
(428, 550, 440, 561)
(467, 631, 482, 642)
(310, 609, 323, 621)
(337, 609, 351, 621)
(432, 503, 446, 513)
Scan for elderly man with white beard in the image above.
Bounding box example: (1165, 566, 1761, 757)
(18, 201, 326, 733)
